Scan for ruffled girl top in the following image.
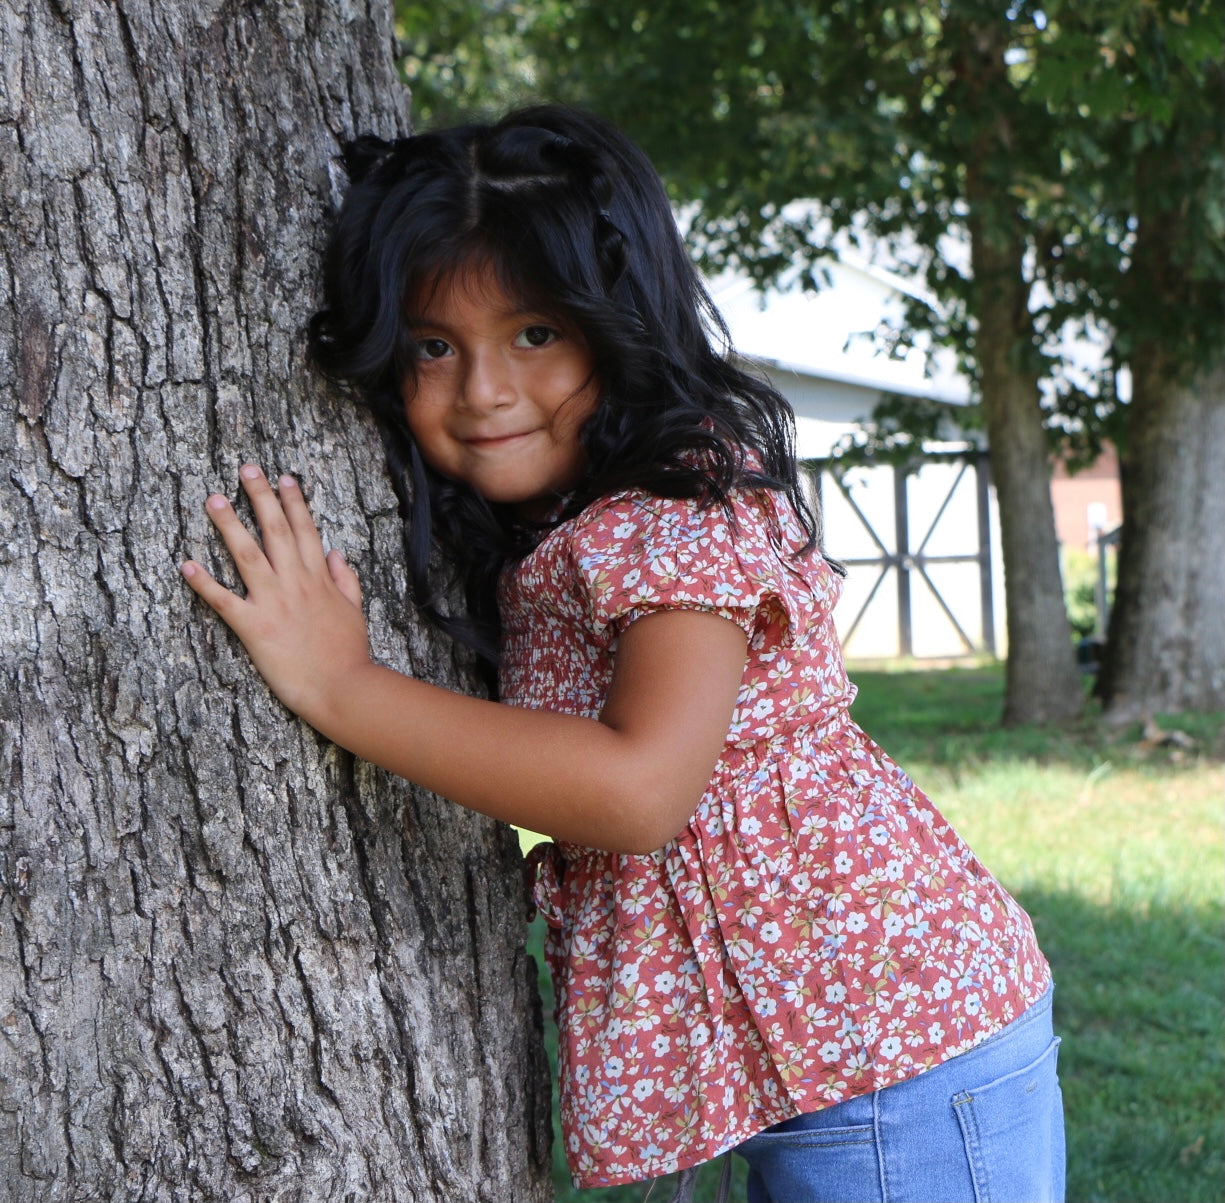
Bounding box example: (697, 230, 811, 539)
(499, 484, 1050, 1188)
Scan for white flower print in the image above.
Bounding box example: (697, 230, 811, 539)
(505, 485, 1051, 1189)
(616, 962, 640, 987)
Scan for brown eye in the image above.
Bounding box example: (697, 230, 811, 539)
(515, 325, 559, 348)
(414, 337, 452, 360)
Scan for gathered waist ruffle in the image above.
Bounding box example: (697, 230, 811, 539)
(527, 709, 862, 927)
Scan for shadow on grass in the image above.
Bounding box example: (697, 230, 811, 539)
(1026, 889, 1224, 1203)
(531, 886, 1225, 1203)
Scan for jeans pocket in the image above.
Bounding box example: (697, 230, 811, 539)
(953, 1037, 1064, 1203)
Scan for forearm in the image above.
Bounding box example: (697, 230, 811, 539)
(309, 662, 691, 853)
(179, 470, 746, 851)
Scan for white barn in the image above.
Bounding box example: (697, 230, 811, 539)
(711, 260, 1006, 661)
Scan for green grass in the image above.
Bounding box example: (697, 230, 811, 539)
(527, 664, 1224, 1203)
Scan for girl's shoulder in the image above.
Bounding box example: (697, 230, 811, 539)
(569, 479, 805, 556)
(506, 479, 839, 645)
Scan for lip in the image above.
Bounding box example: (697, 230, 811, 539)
(463, 430, 535, 448)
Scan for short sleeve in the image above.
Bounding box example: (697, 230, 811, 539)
(565, 488, 810, 644)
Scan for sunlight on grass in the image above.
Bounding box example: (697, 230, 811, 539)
(533, 663, 1224, 1203)
(925, 760, 1222, 907)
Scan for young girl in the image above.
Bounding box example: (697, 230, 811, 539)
(181, 106, 1065, 1202)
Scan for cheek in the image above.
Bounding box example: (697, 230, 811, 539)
(401, 389, 450, 465)
(402, 377, 436, 430)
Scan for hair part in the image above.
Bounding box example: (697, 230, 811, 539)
(309, 105, 824, 675)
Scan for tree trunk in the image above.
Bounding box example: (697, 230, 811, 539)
(1099, 356, 1225, 720)
(0, 4, 552, 1201)
(967, 225, 1084, 725)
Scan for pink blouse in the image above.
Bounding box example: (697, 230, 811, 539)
(499, 484, 1051, 1188)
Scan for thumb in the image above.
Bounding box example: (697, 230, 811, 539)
(326, 548, 363, 609)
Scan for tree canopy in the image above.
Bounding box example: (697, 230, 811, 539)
(395, 0, 1225, 718)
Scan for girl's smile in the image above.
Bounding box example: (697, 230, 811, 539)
(402, 268, 600, 518)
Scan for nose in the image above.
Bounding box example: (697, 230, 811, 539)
(459, 347, 515, 414)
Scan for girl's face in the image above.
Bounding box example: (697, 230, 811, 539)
(402, 267, 600, 519)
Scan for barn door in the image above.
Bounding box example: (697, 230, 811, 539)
(809, 452, 996, 660)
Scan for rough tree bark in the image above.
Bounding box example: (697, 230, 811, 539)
(1097, 134, 1225, 724)
(966, 214, 1085, 726)
(0, 3, 552, 1200)
(1099, 355, 1225, 721)
(952, 18, 1083, 727)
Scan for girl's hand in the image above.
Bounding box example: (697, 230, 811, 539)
(179, 471, 748, 855)
(180, 464, 370, 725)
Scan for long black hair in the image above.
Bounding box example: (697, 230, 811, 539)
(308, 105, 820, 668)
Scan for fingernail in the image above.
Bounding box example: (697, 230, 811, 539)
(278, 474, 298, 489)
(207, 494, 227, 511)
(240, 463, 261, 479)
(180, 561, 197, 578)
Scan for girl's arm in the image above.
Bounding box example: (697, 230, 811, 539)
(180, 465, 748, 854)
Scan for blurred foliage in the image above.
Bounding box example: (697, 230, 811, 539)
(531, 0, 1222, 453)
(1062, 546, 1115, 641)
(395, 0, 547, 126)
(394, 0, 1222, 461)
(827, 392, 978, 476)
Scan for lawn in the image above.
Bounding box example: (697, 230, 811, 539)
(527, 663, 1224, 1203)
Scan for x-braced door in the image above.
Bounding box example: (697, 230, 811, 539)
(807, 452, 996, 660)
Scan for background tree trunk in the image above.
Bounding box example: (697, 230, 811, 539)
(1098, 135, 1225, 724)
(967, 222, 1084, 725)
(0, 3, 552, 1200)
(1099, 356, 1225, 720)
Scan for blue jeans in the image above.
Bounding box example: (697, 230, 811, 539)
(733, 989, 1065, 1203)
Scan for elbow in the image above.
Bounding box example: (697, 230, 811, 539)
(606, 781, 700, 856)
(625, 815, 691, 857)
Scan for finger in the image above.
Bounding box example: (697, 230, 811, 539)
(204, 492, 276, 591)
(180, 558, 250, 623)
(236, 464, 299, 570)
(326, 548, 363, 609)
(276, 474, 328, 570)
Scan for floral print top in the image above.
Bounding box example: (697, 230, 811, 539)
(499, 483, 1051, 1189)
